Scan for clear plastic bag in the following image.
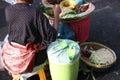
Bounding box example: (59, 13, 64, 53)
(0, 41, 4, 71)
(0, 35, 9, 71)
(47, 39, 80, 64)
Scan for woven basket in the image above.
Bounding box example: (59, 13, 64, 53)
(80, 42, 117, 71)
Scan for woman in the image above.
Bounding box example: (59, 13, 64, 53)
(1, 0, 61, 79)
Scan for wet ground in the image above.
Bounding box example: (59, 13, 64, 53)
(0, 0, 120, 80)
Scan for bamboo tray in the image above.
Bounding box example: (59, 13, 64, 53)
(80, 42, 117, 71)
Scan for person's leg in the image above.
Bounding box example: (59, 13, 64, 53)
(27, 74, 40, 80)
(34, 49, 47, 67)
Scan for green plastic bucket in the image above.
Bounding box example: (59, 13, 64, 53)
(49, 56, 80, 80)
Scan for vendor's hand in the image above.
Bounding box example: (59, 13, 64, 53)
(53, 4, 61, 18)
(52, 4, 61, 32)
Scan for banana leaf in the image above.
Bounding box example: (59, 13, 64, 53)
(39, 6, 54, 19)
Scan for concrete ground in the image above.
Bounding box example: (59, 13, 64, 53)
(0, 0, 120, 80)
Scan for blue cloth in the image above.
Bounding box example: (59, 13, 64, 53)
(58, 23, 75, 40)
(75, 0, 83, 5)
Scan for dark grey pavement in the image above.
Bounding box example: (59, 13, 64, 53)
(0, 0, 120, 80)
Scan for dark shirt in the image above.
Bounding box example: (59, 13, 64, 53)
(5, 3, 56, 45)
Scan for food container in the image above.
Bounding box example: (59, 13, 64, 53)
(47, 39, 80, 80)
(80, 42, 117, 71)
(40, 2, 95, 42)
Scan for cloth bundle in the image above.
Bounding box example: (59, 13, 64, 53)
(1, 41, 46, 74)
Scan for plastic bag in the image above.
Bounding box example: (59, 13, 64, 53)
(20, 60, 48, 80)
(0, 35, 9, 71)
(4, 0, 16, 4)
(47, 39, 80, 64)
(0, 41, 4, 71)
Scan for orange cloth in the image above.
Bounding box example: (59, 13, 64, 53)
(1, 42, 46, 74)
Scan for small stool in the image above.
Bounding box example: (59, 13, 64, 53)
(12, 68, 47, 80)
(37, 68, 46, 80)
(12, 74, 21, 80)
